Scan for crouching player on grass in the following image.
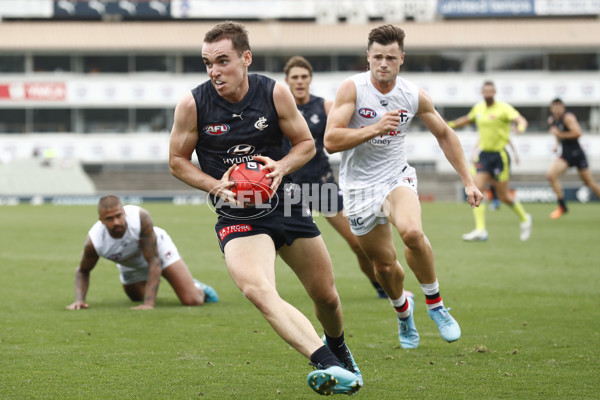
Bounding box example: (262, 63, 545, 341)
(67, 195, 218, 310)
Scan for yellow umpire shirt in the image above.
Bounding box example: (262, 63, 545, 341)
(467, 101, 520, 152)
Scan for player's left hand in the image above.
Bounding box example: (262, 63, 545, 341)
(252, 155, 282, 194)
(465, 184, 483, 208)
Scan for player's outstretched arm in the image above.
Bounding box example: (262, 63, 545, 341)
(66, 236, 99, 310)
(131, 209, 161, 310)
(418, 89, 482, 208)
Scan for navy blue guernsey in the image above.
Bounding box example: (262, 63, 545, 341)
(282, 95, 332, 183)
(191, 74, 290, 217)
(550, 112, 582, 155)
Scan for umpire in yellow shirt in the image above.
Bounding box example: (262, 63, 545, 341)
(448, 81, 532, 242)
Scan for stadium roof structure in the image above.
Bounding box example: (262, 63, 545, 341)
(1, 18, 600, 52)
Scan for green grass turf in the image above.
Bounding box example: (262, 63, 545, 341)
(0, 202, 599, 399)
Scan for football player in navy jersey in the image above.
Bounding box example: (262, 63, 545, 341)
(546, 98, 600, 219)
(168, 22, 361, 395)
(283, 56, 386, 299)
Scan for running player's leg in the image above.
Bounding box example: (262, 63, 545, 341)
(325, 211, 384, 297)
(279, 235, 362, 383)
(578, 168, 600, 199)
(355, 221, 419, 348)
(547, 157, 569, 218)
(386, 186, 460, 342)
(224, 234, 326, 357)
(279, 235, 342, 338)
(386, 186, 434, 285)
(227, 234, 360, 395)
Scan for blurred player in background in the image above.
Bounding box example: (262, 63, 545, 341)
(448, 81, 532, 242)
(282, 55, 386, 299)
(325, 24, 482, 349)
(168, 22, 361, 395)
(66, 195, 218, 310)
(546, 98, 600, 218)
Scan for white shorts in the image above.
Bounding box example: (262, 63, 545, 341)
(345, 166, 418, 236)
(117, 227, 181, 285)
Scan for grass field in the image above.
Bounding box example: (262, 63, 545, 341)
(1, 202, 599, 399)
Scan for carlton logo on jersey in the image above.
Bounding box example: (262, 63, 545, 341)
(358, 108, 377, 118)
(203, 123, 230, 135)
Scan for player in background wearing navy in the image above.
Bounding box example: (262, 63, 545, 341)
(168, 22, 361, 395)
(325, 25, 482, 349)
(283, 56, 386, 299)
(66, 195, 218, 310)
(546, 98, 600, 219)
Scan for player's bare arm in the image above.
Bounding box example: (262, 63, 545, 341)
(169, 92, 236, 203)
(262, 82, 315, 191)
(66, 236, 99, 310)
(324, 79, 399, 153)
(132, 209, 161, 310)
(418, 89, 482, 208)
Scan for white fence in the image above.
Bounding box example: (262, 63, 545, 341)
(2, 132, 599, 174)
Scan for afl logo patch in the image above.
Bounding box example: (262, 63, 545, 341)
(204, 124, 230, 135)
(358, 108, 377, 119)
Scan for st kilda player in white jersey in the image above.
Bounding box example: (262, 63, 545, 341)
(325, 24, 482, 349)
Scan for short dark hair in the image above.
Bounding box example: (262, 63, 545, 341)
(483, 80, 495, 88)
(204, 21, 251, 55)
(551, 98, 564, 105)
(368, 25, 405, 51)
(284, 56, 313, 76)
(98, 195, 122, 213)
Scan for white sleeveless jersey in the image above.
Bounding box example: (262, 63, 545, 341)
(339, 71, 419, 194)
(88, 205, 148, 269)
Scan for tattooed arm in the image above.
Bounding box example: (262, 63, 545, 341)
(66, 236, 99, 310)
(131, 208, 162, 310)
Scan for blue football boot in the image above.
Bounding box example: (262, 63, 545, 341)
(193, 279, 219, 303)
(321, 336, 363, 386)
(398, 297, 419, 349)
(307, 365, 362, 396)
(428, 306, 461, 342)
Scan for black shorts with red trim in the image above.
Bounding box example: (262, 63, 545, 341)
(214, 201, 320, 252)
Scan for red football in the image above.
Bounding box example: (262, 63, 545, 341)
(229, 161, 273, 204)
